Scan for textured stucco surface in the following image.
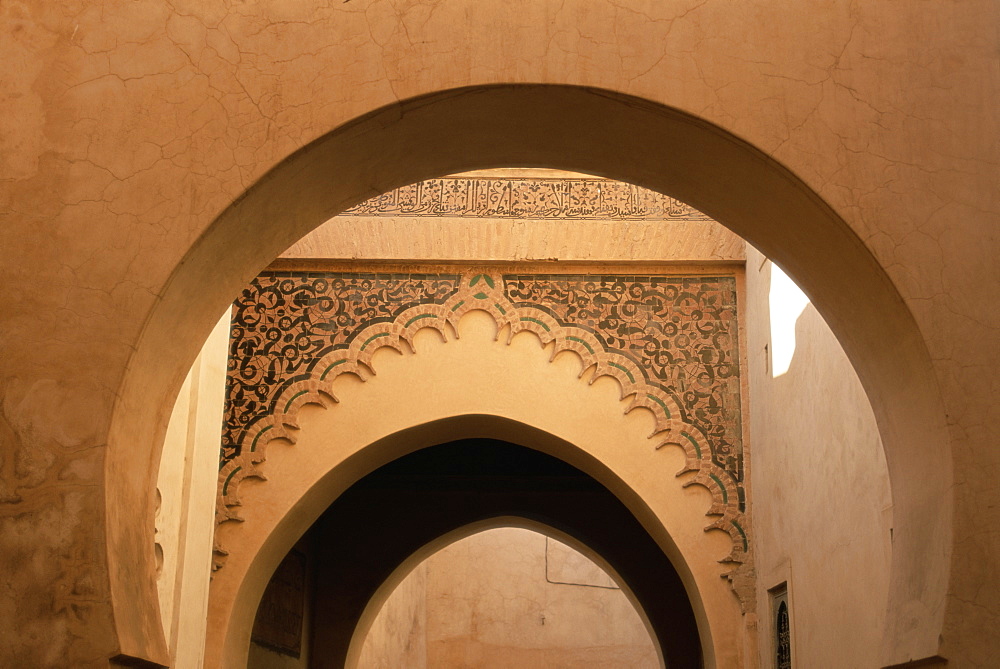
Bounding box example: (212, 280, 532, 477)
(0, 1, 996, 666)
(355, 562, 428, 669)
(282, 169, 744, 264)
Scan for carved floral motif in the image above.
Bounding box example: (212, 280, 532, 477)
(504, 274, 743, 500)
(223, 273, 461, 464)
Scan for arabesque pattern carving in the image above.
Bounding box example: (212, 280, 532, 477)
(223, 273, 461, 464)
(219, 270, 750, 606)
(505, 275, 743, 501)
(341, 177, 712, 220)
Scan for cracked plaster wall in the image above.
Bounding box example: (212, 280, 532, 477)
(0, 1, 996, 666)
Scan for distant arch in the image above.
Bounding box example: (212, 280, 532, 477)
(348, 519, 663, 669)
(296, 439, 697, 668)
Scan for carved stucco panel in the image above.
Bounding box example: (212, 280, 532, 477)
(216, 270, 753, 609)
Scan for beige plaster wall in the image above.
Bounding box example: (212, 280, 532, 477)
(155, 313, 230, 668)
(356, 563, 428, 669)
(359, 528, 658, 668)
(0, 2, 996, 666)
(745, 246, 893, 668)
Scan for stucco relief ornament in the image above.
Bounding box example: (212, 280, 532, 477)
(214, 271, 753, 610)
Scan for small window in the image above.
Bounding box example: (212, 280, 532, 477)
(771, 584, 791, 669)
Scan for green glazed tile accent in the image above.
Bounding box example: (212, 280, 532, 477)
(250, 424, 274, 453)
(732, 520, 749, 552)
(222, 466, 242, 496)
(320, 358, 348, 381)
(473, 292, 488, 300)
(450, 300, 465, 312)
(494, 303, 507, 315)
(360, 331, 390, 351)
(404, 313, 437, 328)
(518, 316, 551, 332)
(608, 361, 636, 383)
(709, 473, 729, 504)
(469, 274, 495, 289)
(566, 336, 595, 354)
(284, 389, 309, 413)
(681, 430, 702, 458)
(646, 393, 672, 419)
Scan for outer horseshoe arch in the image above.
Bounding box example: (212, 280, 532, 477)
(107, 84, 951, 667)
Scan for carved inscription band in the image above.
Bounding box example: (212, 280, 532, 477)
(341, 177, 713, 221)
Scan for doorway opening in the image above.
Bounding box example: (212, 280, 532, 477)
(247, 439, 699, 668)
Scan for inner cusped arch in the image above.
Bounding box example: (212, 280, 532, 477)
(209, 312, 742, 668)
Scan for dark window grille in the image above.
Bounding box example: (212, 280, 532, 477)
(776, 599, 791, 669)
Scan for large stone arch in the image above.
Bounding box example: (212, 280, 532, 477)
(207, 311, 741, 668)
(105, 85, 950, 666)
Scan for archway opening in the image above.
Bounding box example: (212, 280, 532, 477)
(246, 438, 699, 669)
(355, 526, 660, 669)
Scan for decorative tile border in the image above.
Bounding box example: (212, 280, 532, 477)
(218, 270, 752, 608)
(340, 177, 713, 220)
